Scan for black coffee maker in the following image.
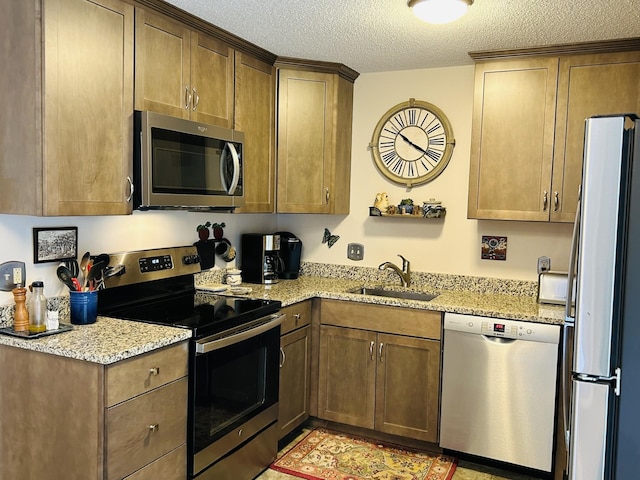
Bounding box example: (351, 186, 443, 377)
(276, 232, 302, 279)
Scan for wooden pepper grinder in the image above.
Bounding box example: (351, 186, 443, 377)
(12, 287, 29, 332)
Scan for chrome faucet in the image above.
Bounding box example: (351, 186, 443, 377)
(378, 255, 411, 287)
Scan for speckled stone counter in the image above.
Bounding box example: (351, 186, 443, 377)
(0, 317, 191, 364)
(198, 264, 565, 325)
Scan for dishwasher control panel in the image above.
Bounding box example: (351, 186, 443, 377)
(443, 313, 560, 344)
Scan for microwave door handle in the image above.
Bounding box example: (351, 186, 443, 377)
(220, 142, 240, 195)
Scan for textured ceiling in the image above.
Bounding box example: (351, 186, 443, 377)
(164, 0, 640, 73)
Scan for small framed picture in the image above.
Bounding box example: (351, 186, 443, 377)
(33, 227, 78, 264)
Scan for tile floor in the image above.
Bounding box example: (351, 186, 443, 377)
(256, 429, 544, 480)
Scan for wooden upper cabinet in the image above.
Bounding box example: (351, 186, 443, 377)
(469, 41, 640, 223)
(234, 52, 276, 213)
(134, 8, 234, 129)
(0, 0, 134, 216)
(552, 51, 640, 222)
(276, 64, 357, 214)
(468, 58, 558, 221)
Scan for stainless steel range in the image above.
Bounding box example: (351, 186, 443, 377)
(97, 246, 283, 480)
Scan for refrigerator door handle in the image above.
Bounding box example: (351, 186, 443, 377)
(562, 324, 573, 453)
(565, 186, 581, 324)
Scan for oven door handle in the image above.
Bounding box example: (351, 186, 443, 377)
(195, 313, 284, 354)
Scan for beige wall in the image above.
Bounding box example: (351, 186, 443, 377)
(0, 63, 573, 305)
(277, 65, 573, 280)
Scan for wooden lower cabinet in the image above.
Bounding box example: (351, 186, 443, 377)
(278, 301, 312, 439)
(317, 300, 441, 443)
(0, 342, 189, 479)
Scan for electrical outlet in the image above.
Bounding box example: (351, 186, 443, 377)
(347, 243, 364, 261)
(0, 261, 26, 290)
(537, 256, 551, 274)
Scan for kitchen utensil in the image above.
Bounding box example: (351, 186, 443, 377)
(85, 259, 107, 290)
(56, 265, 78, 291)
(65, 259, 79, 279)
(79, 251, 90, 287)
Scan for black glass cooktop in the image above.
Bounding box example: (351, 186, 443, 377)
(98, 275, 280, 338)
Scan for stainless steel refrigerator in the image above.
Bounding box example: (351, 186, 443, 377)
(564, 114, 640, 479)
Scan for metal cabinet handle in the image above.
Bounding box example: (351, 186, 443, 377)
(369, 340, 375, 360)
(184, 86, 191, 110)
(293, 313, 301, 325)
(149, 424, 159, 433)
(543, 190, 548, 211)
(149, 367, 160, 376)
(554, 191, 559, 211)
(325, 187, 330, 204)
(192, 88, 199, 111)
(279, 347, 286, 368)
(378, 342, 384, 362)
(126, 176, 134, 202)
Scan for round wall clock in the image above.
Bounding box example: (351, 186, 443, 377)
(370, 98, 455, 187)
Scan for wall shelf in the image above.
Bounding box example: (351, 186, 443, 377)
(369, 206, 446, 219)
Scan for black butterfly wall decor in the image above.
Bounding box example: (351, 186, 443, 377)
(322, 228, 340, 248)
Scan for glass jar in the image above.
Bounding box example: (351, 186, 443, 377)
(28, 281, 47, 333)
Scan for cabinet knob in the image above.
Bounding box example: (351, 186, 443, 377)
(378, 342, 384, 362)
(543, 190, 548, 211)
(293, 313, 301, 324)
(554, 191, 559, 211)
(148, 424, 159, 433)
(369, 340, 375, 360)
(149, 367, 160, 376)
(325, 187, 330, 204)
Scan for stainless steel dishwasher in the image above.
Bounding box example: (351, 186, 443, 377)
(439, 312, 560, 472)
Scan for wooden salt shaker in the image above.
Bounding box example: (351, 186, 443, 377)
(12, 287, 29, 332)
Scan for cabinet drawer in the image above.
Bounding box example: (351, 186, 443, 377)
(320, 299, 442, 340)
(280, 300, 312, 335)
(124, 444, 186, 480)
(106, 378, 188, 480)
(106, 342, 188, 406)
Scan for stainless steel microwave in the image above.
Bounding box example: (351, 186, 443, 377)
(134, 111, 244, 210)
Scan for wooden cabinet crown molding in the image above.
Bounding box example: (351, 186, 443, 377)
(275, 56, 360, 82)
(134, 0, 277, 65)
(469, 37, 640, 62)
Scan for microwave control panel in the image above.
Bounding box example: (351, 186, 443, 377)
(139, 255, 173, 273)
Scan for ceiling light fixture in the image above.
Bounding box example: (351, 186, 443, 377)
(409, 0, 474, 24)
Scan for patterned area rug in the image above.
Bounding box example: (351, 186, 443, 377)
(270, 428, 457, 480)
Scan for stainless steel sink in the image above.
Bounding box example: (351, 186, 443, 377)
(348, 286, 438, 302)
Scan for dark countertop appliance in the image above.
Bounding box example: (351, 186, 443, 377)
(240, 233, 283, 284)
(276, 231, 302, 279)
(97, 246, 282, 480)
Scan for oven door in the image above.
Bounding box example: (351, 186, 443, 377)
(190, 313, 283, 478)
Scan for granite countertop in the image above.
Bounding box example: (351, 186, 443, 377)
(0, 317, 192, 364)
(210, 275, 566, 325)
(0, 265, 564, 365)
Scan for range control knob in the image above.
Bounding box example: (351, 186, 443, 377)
(183, 254, 200, 265)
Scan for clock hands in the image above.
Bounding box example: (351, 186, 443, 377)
(398, 132, 428, 156)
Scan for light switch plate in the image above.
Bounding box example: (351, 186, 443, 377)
(347, 243, 364, 261)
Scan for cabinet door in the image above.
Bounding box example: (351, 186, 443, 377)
(317, 325, 376, 428)
(375, 333, 440, 442)
(235, 52, 276, 212)
(468, 58, 558, 221)
(277, 69, 335, 213)
(134, 8, 190, 118)
(44, 0, 134, 215)
(190, 32, 234, 127)
(552, 52, 640, 222)
(279, 326, 310, 439)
